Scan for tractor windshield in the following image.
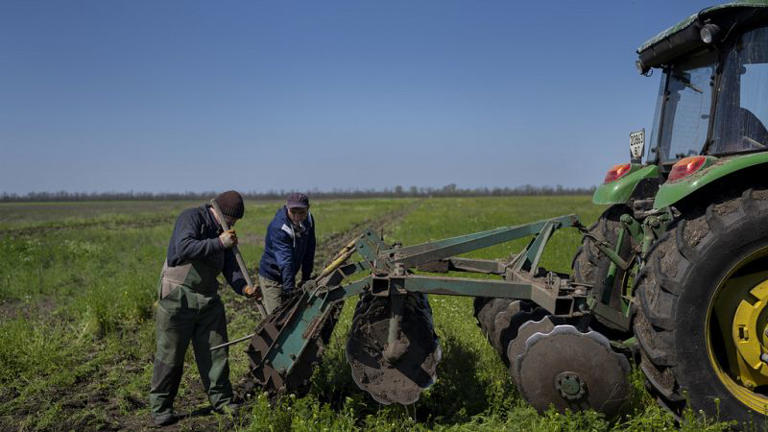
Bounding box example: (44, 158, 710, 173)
(654, 52, 715, 163)
(649, 26, 768, 163)
(710, 26, 768, 154)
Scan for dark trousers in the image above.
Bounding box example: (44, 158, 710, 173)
(149, 285, 233, 416)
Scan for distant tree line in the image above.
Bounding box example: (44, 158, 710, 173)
(0, 184, 595, 202)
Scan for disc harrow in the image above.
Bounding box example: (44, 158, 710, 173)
(232, 215, 634, 417)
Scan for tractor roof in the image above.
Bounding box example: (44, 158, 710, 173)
(637, 1, 768, 73)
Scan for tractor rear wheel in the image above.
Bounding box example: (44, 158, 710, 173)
(634, 187, 768, 425)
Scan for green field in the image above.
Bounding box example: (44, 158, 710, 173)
(0, 197, 731, 431)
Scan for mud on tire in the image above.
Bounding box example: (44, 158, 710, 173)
(634, 186, 768, 425)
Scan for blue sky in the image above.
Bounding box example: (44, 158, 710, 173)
(0, 1, 718, 194)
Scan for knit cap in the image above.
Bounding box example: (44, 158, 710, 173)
(214, 190, 244, 218)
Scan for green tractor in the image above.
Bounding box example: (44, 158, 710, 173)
(573, 1, 768, 424)
(230, 1, 768, 427)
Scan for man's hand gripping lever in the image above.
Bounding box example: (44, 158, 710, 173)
(210, 199, 267, 316)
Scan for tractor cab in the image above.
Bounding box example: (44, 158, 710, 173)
(640, 2, 768, 170)
(595, 2, 768, 207)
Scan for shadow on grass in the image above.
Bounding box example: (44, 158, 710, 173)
(414, 332, 499, 424)
(307, 328, 504, 428)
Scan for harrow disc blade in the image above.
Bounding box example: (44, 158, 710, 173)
(346, 293, 441, 405)
(491, 300, 547, 365)
(473, 297, 512, 337)
(506, 316, 555, 385)
(514, 325, 631, 418)
(474, 297, 548, 366)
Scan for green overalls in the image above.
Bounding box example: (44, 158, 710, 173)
(149, 244, 234, 416)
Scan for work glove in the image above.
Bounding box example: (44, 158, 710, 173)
(219, 229, 238, 249)
(243, 285, 262, 300)
(299, 279, 317, 292)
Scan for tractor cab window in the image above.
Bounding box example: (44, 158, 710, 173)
(647, 74, 665, 162)
(710, 26, 768, 154)
(656, 52, 715, 163)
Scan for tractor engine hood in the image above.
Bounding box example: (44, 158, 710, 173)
(637, 1, 768, 74)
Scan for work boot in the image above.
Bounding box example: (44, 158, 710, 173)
(152, 412, 177, 427)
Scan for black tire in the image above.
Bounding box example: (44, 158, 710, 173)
(572, 205, 634, 333)
(473, 297, 546, 365)
(634, 187, 768, 425)
(473, 297, 512, 338)
(490, 300, 547, 365)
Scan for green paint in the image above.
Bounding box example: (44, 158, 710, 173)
(387, 214, 578, 269)
(519, 220, 556, 274)
(654, 153, 768, 209)
(593, 165, 660, 205)
(600, 227, 624, 305)
(638, 1, 768, 54)
(620, 214, 644, 245)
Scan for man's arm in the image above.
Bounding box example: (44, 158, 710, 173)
(301, 219, 316, 282)
(172, 210, 223, 264)
(272, 226, 298, 289)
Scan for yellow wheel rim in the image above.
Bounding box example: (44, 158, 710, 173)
(707, 248, 768, 412)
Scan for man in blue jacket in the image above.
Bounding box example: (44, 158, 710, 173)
(149, 190, 259, 426)
(258, 192, 316, 314)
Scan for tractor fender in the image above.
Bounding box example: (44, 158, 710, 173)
(593, 165, 661, 205)
(653, 153, 768, 209)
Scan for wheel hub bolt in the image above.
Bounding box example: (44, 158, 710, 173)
(555, 371, 587, 401)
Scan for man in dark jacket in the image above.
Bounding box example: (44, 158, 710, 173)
(258, 192, 316, 314)
(149, 190, 258, 426)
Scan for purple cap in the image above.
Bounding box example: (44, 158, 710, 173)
(286, 192, 309, 209)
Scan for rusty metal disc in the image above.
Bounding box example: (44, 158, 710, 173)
(346, 293, 441, 405)
(507, 316, 556, 385)
(490, 300, 548, 365)
(474, 298, 512, 338)
(514, 325, 631, 418)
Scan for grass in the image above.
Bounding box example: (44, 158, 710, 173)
(0, 197, 737, 431)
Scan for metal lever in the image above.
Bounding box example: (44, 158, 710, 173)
(209, 199, 268, 318)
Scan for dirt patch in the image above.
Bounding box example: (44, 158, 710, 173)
(317, 202, 420, 268)
(240, 233, 264, 248)
(0, 348, 241, 432)
(0, 296, 57, 321)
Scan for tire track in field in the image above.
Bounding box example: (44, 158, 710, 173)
(315, 199, 423, 269)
